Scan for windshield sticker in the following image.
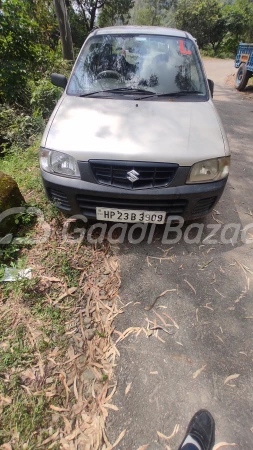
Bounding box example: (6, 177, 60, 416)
(179, 40, 192, 55)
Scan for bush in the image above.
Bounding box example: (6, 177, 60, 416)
(29, 54, 73, 118)
(30, 79, 61, 119)
(200, 48, 216, 58)
(0, 55, 73, 154)
(0, 105, 45, 153)
(200, 45, 235, 60)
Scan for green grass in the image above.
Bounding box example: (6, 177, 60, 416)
(1, 140, 61, 222)
(0, 141, 61, 273)
(247, 77, 253, 87)
(200, 48, 235, 59)
(0, 142, 91, 448)
(1, 142, 42, 194)
(0, 310, 54, 447)
(0, 272, 69, 447)
(0, 378, 53, 448)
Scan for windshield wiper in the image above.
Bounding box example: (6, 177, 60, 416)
(159, 90, 202, 97)
(80, 87, 157, 97)
(136, 90, 203, 100)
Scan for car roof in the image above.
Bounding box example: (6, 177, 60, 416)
(91, 25, 193, 41)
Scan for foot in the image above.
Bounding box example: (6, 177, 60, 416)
(178, 410, 215, 450)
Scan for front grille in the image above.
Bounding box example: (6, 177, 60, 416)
(49, 189, 71, 211)
(76, 194, 188, 217)
(192, 197, 216, 217)
(89, 160, 178, 190)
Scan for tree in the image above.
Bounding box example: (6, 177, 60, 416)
(222, 0, 253, 53)
(135, 7, 155, 25)
(133, 0, 172, 26)
(99, 0, 134, 27)
(71, 0, 134, 35)
(0, 0, 53, 104)
(24, 0, 59, 48)
(53, 0, 74, 60)
(175, 0, 227, 49)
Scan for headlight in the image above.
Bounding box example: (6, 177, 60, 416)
(186, 157, 230, 184)
(40, 149, 80, 178)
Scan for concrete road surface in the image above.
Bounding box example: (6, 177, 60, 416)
(107, 59, 253, 450)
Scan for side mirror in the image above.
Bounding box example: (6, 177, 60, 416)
(51, 73, 68, 89)
(208, 79, 214, 97)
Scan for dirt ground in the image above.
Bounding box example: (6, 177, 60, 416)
(106, 59, 253, 449)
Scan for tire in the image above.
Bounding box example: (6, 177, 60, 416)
(235, 63, 250, 91)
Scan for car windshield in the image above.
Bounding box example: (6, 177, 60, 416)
(67, 34, 207, 99)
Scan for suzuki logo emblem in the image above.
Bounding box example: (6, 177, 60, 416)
(127, 169, 140, 183)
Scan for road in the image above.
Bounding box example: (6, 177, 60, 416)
(107, 59, 253, 450)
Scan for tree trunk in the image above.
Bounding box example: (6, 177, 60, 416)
(89, 6, 97, 31)
(54, 0, 74, 60)
(89, 0, 99, 31)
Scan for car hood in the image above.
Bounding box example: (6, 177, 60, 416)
(43, 95, 229, 166)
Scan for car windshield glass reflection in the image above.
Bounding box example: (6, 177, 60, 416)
(67, 34, 207, 99)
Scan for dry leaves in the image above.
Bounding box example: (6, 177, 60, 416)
(213, 443, 236, 450)
(184, 279, 196, 295)
(0, 395, 12, 405)
(110, 429, 126, 449)
(50, 405, 69, 412)
(116, 327, 142, 343)
(235, 259, 253, 276)
(1, 444, 12, 450)
(157, 431, 171, 440)
(104, 403, 119, 411)
(193, 365, 207, 379)
(0, 230, 124, 449)
(37, 430, 59, 447)
(125, 382, 132, 396)
(59, 372, 70, 407)
(224, 374, 240, 385)
(33, 252, 124, 449)
(162, 312, 179, 329)
(55, 286, 78, 303)
(145, 289, 176, 311)
(157, 424, 180, 441)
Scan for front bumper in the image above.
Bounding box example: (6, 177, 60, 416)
(41, 169, 228, 221)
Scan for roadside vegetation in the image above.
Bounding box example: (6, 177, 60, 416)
(0, 1, 131, 447)
(1, 141, 123, 448)
(1, 0, 252, 447)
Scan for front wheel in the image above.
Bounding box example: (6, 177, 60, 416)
(235, 63, 250, 91)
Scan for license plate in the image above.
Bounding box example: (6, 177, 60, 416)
(96, 207, 166, 224)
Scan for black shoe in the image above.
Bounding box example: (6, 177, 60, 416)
(178, 410, 215, 450)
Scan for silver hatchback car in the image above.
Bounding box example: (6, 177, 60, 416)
(40, 26, 230, 224)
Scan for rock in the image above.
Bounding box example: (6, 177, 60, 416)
(86, 329, 96, 340)
(81, 368, 96, 382)
(78, 355, 87, 366)
(46, 377, 54, 384)
(51, 414, 60, 424)
(0, 171, 25, 236)
(83, 317, 91, 326)
(76, 340, 84, 349)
